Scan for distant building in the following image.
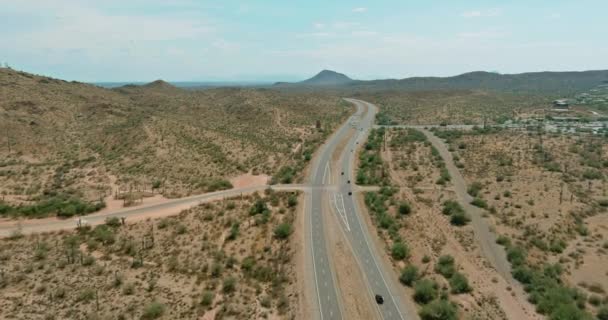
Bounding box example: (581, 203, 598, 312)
(552, 99, 570, 111)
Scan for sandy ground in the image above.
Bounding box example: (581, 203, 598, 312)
(230, 173, 270, 189)
(567, 213, 608, 292)
(0, 192, 300, 319)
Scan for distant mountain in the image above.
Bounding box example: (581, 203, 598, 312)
(274, 69, 608, 94)
(275, 70, 354, 87)
(143, 79, 176, 89)
(350, 70, 608, 95)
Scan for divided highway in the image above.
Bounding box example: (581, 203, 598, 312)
(306, 101, 368, 319)
(335, 99, 411, 320)
(2, 98, 415, 320)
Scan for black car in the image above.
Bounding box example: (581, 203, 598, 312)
(375, 294, 384, 305)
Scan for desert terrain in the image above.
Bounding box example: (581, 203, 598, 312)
(357, 127, 545, 319)
(0, 68, 350, 218)
(0, 189, 302, 319)
(431, 127, 608, 319)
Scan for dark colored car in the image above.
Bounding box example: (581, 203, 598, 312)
(348, 191, 352, 196)
(375, 294, 384, 304)
(347, 180, 351, 184)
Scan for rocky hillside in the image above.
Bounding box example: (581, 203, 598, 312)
(0, 68, 350, 217)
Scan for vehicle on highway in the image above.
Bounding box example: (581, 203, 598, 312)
(375, 294, 384, 305)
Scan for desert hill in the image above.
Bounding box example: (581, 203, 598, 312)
(275, 69, 353, 87)
(0, 67, 350, 217)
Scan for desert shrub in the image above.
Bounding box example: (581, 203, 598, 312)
(413, 279, 438, 304)
(391, 242, 410, 260)
(449, 272, 472, 294)
(105, 216, 121, 227)
(226, 223, 239, 241)
(435, 255, 456, 278)
(450, 211, 470, 226)
(273, 166, 296, 184)
(241, 256, 255, 273)
(0, 194, 105, 218)
(92, 225, 115, 245)
(122, 283, 135, 295)
(175, 224, 187, 234)
(205, 179, 233, 192)
(151, 180, 161, 189)
(597, 306, 608, 320)
(77, 288, 96, 302)
(496, 235, 511, 246)
(470, 198, 487, 209)
(201, 291, 214, 307)
(467, 182, 483, 197)
(442, 200, 462, 215)
(274, 223, 292, 239)
(549, 239, 567, 253)
(222, 276, 236, 294)
(587, 295, 601, 306)
(287, 194, 298, 207)
(419, 299, 458, 320)
(398, 202, 412, 215)
(400, 265, 419, 287)
(141, 301, 165, 319)
(506, 246, 527, 267)
(436, 168, 451, 185)
(597, 198, 608, 208)
(588, 283, 605, 294)
(260, 295, 272, 308)
(82, 255, 96, 266)
(211, 263, 223, 278)
(582, 169, 602, 180)
(250, 200, 269, 216)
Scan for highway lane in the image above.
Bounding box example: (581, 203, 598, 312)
(334, 98, 411, 320)
(306, 101, 370, 320)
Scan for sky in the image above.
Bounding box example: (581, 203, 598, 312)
(1, 0, 607, 82)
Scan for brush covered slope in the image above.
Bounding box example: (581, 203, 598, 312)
(0, 68, 350, 217)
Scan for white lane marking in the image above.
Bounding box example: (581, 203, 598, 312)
(349, 199, 405, 320)
(308, 197, 325, 320)
(322, 163, 329, 185)
(331, 193, 351, 232)
(338, 193, 351, 231)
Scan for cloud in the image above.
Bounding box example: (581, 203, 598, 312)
(313, 22, 325, 29)
(351, 31, 378, 37)
(296, 32, 334, 38)
(457, 30, 509, 39)
(333, 21, 360, 29)
(549, 13, 562, 19)
(461, 8, 502, 18)
(352, 7, 367, 13)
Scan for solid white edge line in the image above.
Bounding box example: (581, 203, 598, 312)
(308, 194, 325, 320)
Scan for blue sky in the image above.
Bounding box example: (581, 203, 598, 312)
(1, 0, 607, 82)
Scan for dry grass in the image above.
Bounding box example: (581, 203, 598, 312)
(0, 190, 300, 319)
(0, 68, 350, 216)
(355, 90, 550, 125)
(372, 128, 513, 319)
(441, 128, 608, 317)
